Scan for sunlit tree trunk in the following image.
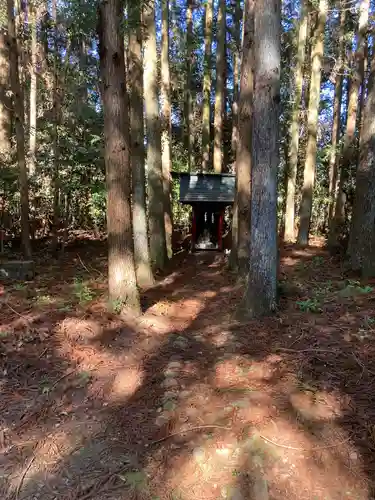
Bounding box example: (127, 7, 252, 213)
(161, 0, 173, 258)
(0, 11, 11, 161)
(128, 2, 154, 288)
(143, 0, 167, 270)
(51, 0, 59, 252)
(327, 3, 346, 231)
(356, 39, 368, 145)
(7, 0, 31, 258)
(98, 0, 140, 314)
(241, 0, 280, 317)
(202, 0, 213, 171)
(234, 0, 253, 275)
(213, 0, 226, 173)
(28, 1, 37, 176)
(348, 39, 375, 275)
(231, 0, 241, 158)
(330, 0, 369, 248)
(297, 0, 327, 246)
(284, 0, 308, 242)
(185, 0, 194, 170)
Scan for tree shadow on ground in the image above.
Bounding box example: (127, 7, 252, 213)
(0, 244, 374, 499)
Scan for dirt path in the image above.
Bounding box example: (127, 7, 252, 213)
(1, 242, 375, 499)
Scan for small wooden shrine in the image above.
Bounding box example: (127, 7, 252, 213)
(173, 172, 235, 251)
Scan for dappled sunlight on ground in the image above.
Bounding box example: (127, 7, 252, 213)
(0, 241, 375, 498)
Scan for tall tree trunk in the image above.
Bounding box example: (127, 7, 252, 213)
(0, 13, 11, 161)
(297, 0, 327, 246)
(28, 1, 37, 176)
(143, 0, 167, 270)
(231, 0, 241, 159)
(202, 0, 213, 171)
(235, 0, 253, 275)
(213, 0, 226, 173)
(161, 0, 173, 258)
(185, 0, 194, 170)
(7, 0, 31, 258)
(327, 3, 346, 231)
(329, 0, 369, 248)
(356, 38, 368, 145)
(284, 0, 308, 242)
(128, 2, 154, 288)
(241, 0, 280, 317)
(98, 0, 140, 314)
(347, 39, 375, 275)
(51, 0, 59, 251)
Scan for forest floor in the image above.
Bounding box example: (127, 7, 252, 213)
(1, 237, 375, 499)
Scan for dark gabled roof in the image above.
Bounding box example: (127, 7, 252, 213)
(172, 172, 235, 204)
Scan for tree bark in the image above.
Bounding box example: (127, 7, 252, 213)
(0, 14, 11, 161)
(284, 0, 308, 242)
(143, 0, 167, 270)
(329, 0, 369, 249)
(327, 3, 346, 232)
(51, 0, 59, 252)
(98, 0, 140, 314)
(161, 0, 173, 259)
(28, 1, 37, 176)
(213, 0, 226, 173)
(231, 0, 241, 159)
(185, 0, 194, 171)
(202, 0, 213, 172)
(297, 0, 327, 246)
(235, 0, 253, 276)
(128, 2, 154, 288)
(7, 0, 31, 258)
(241, 0, 280, 317)
(348, 38, 375, 275)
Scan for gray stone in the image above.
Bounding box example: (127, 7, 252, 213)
(179, 390, 191, 399)
(163, 400, 177, 411)
(230, 487, 245, 500)
(173, 336, 188, 348)
(155, 414, 170, 427)
(162, 378, 178, 389)
(192, 447, 206, 463)
(162, 391, 178, 402)
(0, 260, 35, 281)
(167, 360, 182, 369)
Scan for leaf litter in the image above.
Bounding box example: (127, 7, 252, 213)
(0, 239, 373, 499)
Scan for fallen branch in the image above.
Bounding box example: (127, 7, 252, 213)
(77, 254, 103, 277)
(14, 454, 36, 500)
(148, 425, 231, 446)
(3, 301, 32, 325)
(259, 433, 352, 452)
(51, 369, 77, 389)
(276, 347, 337, 354)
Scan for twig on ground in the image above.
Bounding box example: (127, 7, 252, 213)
(352, 353, 375, 377)
(259, 433, 352, 452)
(14, 454, 36, 500)
(74, 467, 126, 500)
(77, 254, 103, 277)
(276, 347, 337, 354)
(3, 301, 32, 324)
(148, 425, 231, 446)
(287, 331, 305, 349)
(51, 369, 77, 389)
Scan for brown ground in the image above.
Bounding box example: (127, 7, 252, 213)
(1, 238, 375, 499)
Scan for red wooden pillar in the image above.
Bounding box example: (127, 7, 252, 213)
(218, 209, 224, 251)
(191, 207, 197, 251)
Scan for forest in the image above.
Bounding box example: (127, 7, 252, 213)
(1, 0, 375, 498)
